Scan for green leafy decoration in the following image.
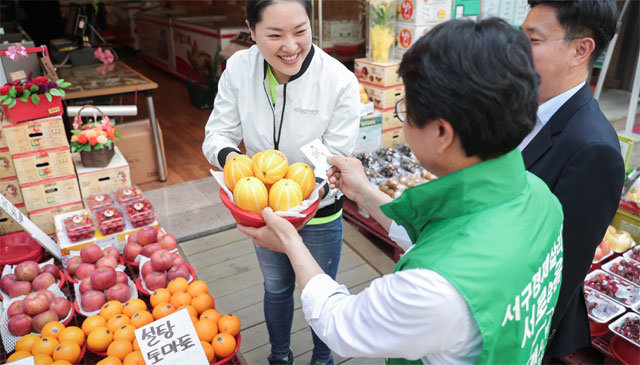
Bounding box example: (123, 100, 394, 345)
(56, 79, 65, 86)
(44, 92, 52, 102)
(104, 139, 113, 146)
(2, 98, 12, 105)
(30, 85, 38, 92)
(31, 94, 40, 105)
(94, 143, 104, 150)
(8, 99, 16, 108)
(71, 130, 82, 135)
(49, 88, 62, 97)
(19, 95, 28, 102)
(0, 95, 6, 102)
(8, 87, 16, 98)
(81, 144, 91, 152)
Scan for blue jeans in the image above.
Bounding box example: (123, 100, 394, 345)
(254, 217, 344, 365)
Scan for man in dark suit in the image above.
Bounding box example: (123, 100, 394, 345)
(520, 0, 625, 359)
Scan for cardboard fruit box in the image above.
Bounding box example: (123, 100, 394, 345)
(12, 146, 75, 184)
(2, 116, 68, 154)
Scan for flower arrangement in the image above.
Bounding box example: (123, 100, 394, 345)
(0, 76, 71, 108)
(70, 118, 121, 153)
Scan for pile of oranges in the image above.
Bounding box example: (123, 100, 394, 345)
(81, 298, 151, 365)
(148, 278, 241, 363)
(8, 321, 84, 364)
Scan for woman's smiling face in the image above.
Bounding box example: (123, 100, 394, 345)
(248, 1, 312, 83)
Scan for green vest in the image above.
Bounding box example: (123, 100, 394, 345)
(381, 150, 564, 364)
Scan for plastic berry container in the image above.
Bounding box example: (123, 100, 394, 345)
(63, 211, 95, 242)
(124, 199, 155, 228)
(603, 257, 640, 286)
(624, 246, 640, 264)
(85, 193, 114, 213)
(585, 269, 640, 308)
(116, 186, 144, 205)
(95, 207, 126, 235)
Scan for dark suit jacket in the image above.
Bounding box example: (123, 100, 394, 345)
(522, 84, 625, 358)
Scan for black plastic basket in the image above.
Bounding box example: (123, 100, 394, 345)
(187, 79, 218, 110)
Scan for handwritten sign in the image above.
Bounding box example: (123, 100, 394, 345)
(135, 308, 208, 364)
(0, 194, 61, 259)
(7, 356, 36, 365)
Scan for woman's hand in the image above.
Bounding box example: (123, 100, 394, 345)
(326, 156, 372, 202)
(237, 208, 303, 253)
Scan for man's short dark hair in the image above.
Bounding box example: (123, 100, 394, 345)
(528, 0, 617, 66)
(398, 18, 539, 160)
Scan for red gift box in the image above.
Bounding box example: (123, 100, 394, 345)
(2, 95, 63, 124)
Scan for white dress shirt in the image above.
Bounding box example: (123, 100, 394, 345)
(518, 81, 586, 151)
(301, 271, 482, 364)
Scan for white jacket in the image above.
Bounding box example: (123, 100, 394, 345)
(202, 44, 360, 211)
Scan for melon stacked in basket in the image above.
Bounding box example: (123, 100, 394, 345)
(222, 150, 317, 227)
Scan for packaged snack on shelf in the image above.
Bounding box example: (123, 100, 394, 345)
(94, 206, 126, 235)
(84, 193, 115, 213)
(115, 185, 143, 205)
(124, 199, 155, 228)
(585, 269, 640, 308)
(603, 257, 640, 286)
(63, 210, 95, 242)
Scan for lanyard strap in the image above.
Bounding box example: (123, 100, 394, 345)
(265, 64, 287, 150)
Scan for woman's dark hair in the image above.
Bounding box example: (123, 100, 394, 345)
(246, 0, 312, 29)
(398, 18, 540, 160)
(528, 0, 617, 67)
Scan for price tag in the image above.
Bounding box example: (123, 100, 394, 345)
(135, 308, 208, 365)
(301, 139, 333, 179)
(95, 236, 118, 249)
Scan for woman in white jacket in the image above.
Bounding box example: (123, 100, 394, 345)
(201, 1, 360, 364)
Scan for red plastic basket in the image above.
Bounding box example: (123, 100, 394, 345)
(219, 188, 319, 228)
(212, 333, 242, 365)
(136, 264, 197, 296)
(0, 231, 44, 271)
(610, 334, 639, 365)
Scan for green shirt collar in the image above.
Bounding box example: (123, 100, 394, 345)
(267, 65, 278, 105)
(380, 149, 528, 242)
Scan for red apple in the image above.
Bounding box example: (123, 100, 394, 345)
(81, 290, 106, 312)
(9, 281, 32, 298)
(32, 272, 56, 291)
(8, 314, 32, 336)
(90, 267, 117, 291)
(103, 246, 120, 261)
(124, 242, 142, 262)
(75, 263, 96, 280)
(151, 250, 173, 271)
(0, 274, 16, 293)
(157, 229, 165, 241)
(15, 260, 40, 281)
(141, 243, 162, 258)
(7, 300, 24, 317)
(96, 256, 119, 269)
(41, 264, 59, 278)
(67, 256, 83, 276)
(138, 227, 158, 246)
(116, 271, 128, 285)
(167, 264, 191, 281)
(32, 310, 58, 332)
(36, 290, 55, 303)
(172, 253, 184, 267)
(79, 277, 93, 294)
(81, 244, 103, 263)
(127, 232, 138, 245)
(158, 234, 177, 250)
(144, 272, 167, 291)
(50, 297, 71, 320)
(106, 283, 130, 303)
(23, 292, 51, 316)
(141, 262, 154, 278)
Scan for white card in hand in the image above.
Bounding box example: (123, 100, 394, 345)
(301, 139, 333, 178)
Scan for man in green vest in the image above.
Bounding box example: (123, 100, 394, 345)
(238, 18, 564, 364)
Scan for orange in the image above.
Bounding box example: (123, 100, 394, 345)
(233, 176, 268, 214)
(167, 277, 188, 294)
(224, 154, 254, 191)
(130, 310, 154, 328)
(188, 280, 209, 297)
(252, 149, 289, 185)
(107, 339, 133, 361)
(191, 293, 215, 314)
(177, 304, 198, 318)
(152, 303, 176, 320)
(132, 338, 140, 351)
(32, 337, 60, 356)
(150, 288, 171, 308)
(212, 332, 236, 358)
(201, 340, 215, 362)
(114, 324, 137, 342)
(286, 162, 315, 199)
(33, 354, 54, 365)
(218, 314, 241, 336)
(82, 315, 107, 336)
(107, 314, 131, 333)
(269, 179, 303, 212)
(15, 333, 41, 352)
(51, 361, 72, 365)
(200, 308, 222, 323)
(195, 318, 218, 342)
(41, 321, 65, 340)
(87, 326, 113, 352)
(123, 351, 145, 365)
(170, 291, 192, 308)
(100, 301, 124, 320)
(98, 356, 123, 365)
(52, 341, 82, 363)
(122, 298, 147, 317)
(7, 351, 32, 362)
(59, 326, 85, 347)
(190, 315, 199, 326)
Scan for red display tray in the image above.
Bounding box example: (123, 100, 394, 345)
(0, 231, 44, 269)
(1, 96, 63, 124)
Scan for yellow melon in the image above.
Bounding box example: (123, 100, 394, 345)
(223, 154, 254, 191)
(286, 163, 315, 199)
(269, 179, 303, 212)
(233, 177, 269, 214)
(252, 150, 289, 185)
